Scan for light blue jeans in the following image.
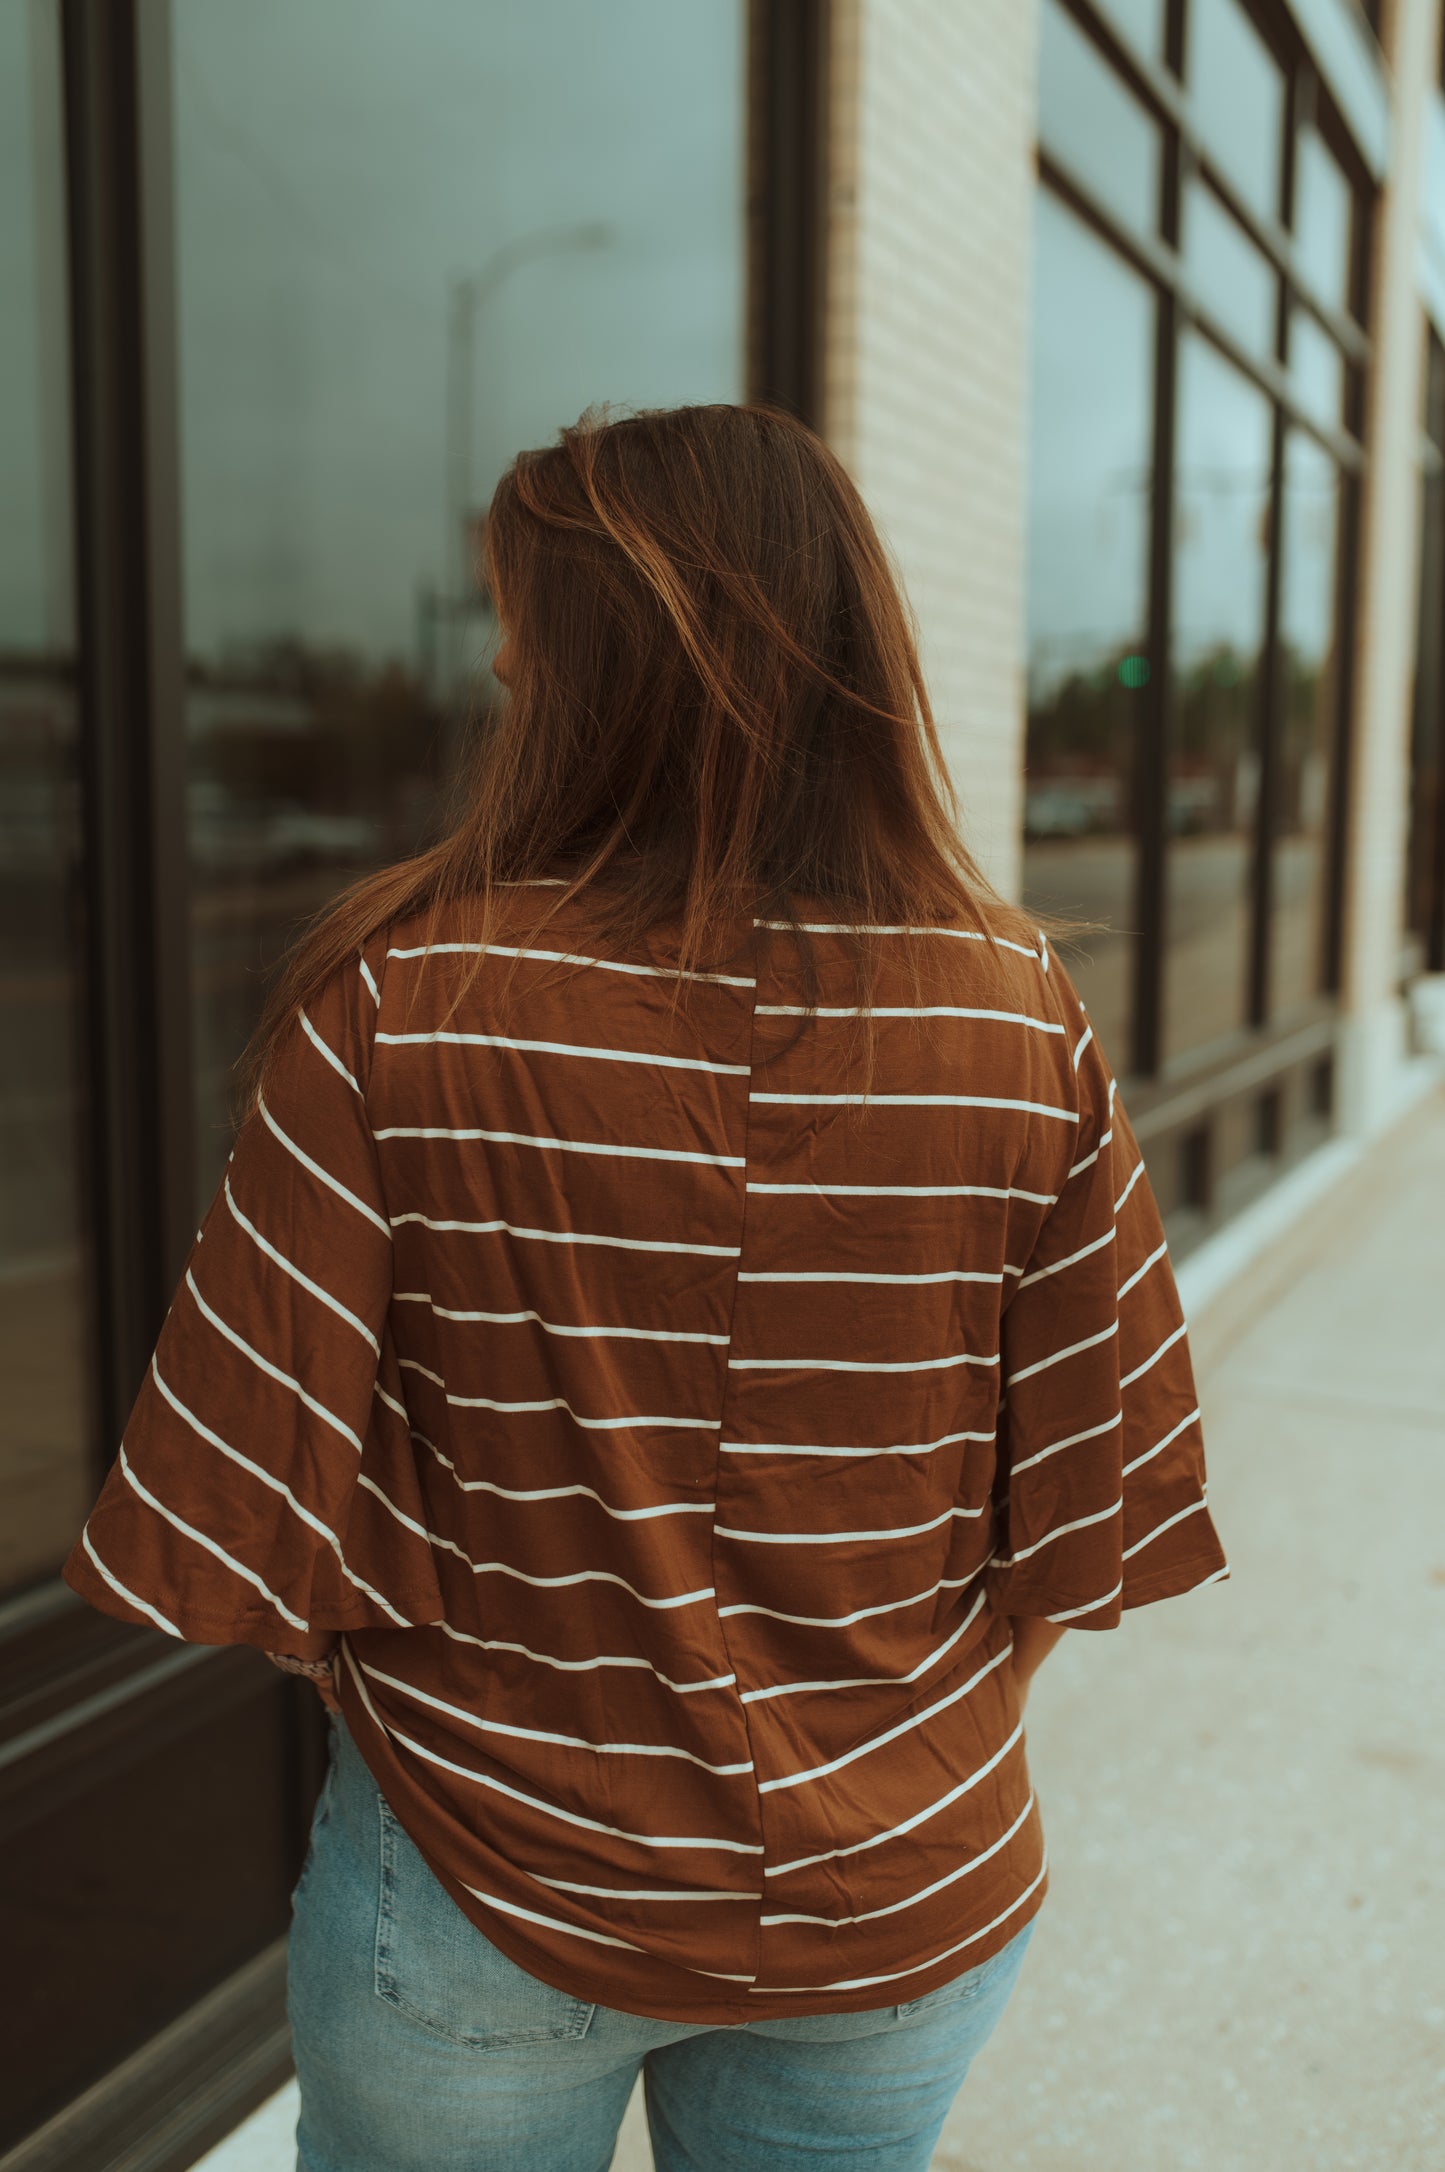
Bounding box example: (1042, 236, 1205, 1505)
(287, 1712, 1037, 2171)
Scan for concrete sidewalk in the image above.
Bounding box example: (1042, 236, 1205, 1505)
(199, 1090, 1445, 2172)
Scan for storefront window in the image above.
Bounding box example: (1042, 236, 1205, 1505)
(1038, 0, 1163, 236)
(1165, 333, 1274, 1063)
(1184, 0, 1286, 226)
(1272, 433, 1342, 1012)
(173, 0, 747, 1207)
(1023, 191, 1157, 1069)
(0, 1, 93, 1595)
(1183, 175, 1280, 363)
(1292, 126, 1354, 318)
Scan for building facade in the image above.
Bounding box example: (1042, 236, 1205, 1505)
(1, 1, 1441, 2165)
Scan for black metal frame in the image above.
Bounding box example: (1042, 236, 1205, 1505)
(749, 0, 829, 422)
(1036, 0, 1377, 1233)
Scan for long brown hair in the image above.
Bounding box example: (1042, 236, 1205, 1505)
(236, 401, 1046, 1120)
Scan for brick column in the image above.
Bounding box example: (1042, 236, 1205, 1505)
(821, 0, 1041, 901)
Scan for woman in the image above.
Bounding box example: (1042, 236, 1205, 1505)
(65, 402, 1228, 2171)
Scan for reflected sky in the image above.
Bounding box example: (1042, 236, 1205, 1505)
(173, 0, 745, 665)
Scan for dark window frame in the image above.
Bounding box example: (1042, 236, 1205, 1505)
(1031, 0, 1376, 1237)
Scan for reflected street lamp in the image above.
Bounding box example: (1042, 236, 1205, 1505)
(442, 222, 612, 688)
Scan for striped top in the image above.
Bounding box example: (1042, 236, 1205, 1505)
(64, 873, 1229, 2023)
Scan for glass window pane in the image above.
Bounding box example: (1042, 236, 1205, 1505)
(1272, 434, 1342, 1012)
(1182, 176, 1279, 362)
(1185, 0, 1286, 226)
(174, 0, 747, 1211)
(1406, 341, 1445, 955)
(1293, 126, 1354, 318)
(1023, 191, 1158, 1070)
(1289, 307, 1346, 433)
(1093, 0, 1166, 62)
(1038, 0, 1162, 237)
(0, 0, 94, 1593)
(1165, 334, 1275, 1063)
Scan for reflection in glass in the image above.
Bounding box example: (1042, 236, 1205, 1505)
(1023, 192, 1157, 1069)
(0, 3, 93, 1593)
(1271, 435, 1341, 1013)
(174, 0, 746, 1211)
(1292, 127, 1353, 318)
(1184, 0, 1285, 226)
(1093, 0, 1165, 62)
(1166, 334, 1274, 1062)
(1038, 0, 1162, 237)
(1182, 176, 1279, 362)
(1289, 308, 1346, 433)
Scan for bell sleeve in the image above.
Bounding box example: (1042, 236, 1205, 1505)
(62, 929, 447, 1652)
(985, 965, 1230, 1629)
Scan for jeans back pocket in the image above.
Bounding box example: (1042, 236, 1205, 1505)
(372, 1794, 597, 2049)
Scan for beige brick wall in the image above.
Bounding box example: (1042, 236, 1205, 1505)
(821, 0, 1040, 902)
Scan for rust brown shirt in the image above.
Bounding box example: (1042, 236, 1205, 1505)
(64, 876, 1229, 2024)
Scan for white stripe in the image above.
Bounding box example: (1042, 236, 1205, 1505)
(1122, 1406, 1201, 1477)
(746, 1180, 1058, 1204)
(531, 1874, 760, 1903)
(763, 1792, 1036, 1927)
(1015, 1224, 1114, 1291)
(413, 1433, 714, 1521)
(186, 1270, 366, 1451)
(373, 1124, 744, 1170)
(386, 939, 754, 988)
(1071, 1023, 1094, 1073)
(1039, 930, 1050, 974)
(357, 1661, 754, 1776)
(752, 918, 1039, 958)
(398, 1296, 728, 1346)
(1005, 1318, 1118, 1389)
(728, 1348, 998, 1374)
(1118, 1239, 1168, 1301)
(1008, 1409, 1121, 1478)
(718, 1568, 976, 1629)
(1120, 1319, 1187, 1389)
(1122, 1492, 1209, 1560)
(343, 1648, 764, 1855)
(257, 1093, 392, 1237)
(224, 1178, 379, 1353)
(749, 1091, 1078, 1122)
(397, 1370, 718, 1432)
(740, 1587, 988, 1705)
(765, 1720, 1026, 1878)
(376, 1028, 748, 1078)
(721, 1425, 996, 1460)
(990, 1494, 1122, 1568)
(716, 1504, 983, 1547)
(758, 1644, 1012, 1796)
(298, 1006, 361, 1094)
(150, 1357, 411, 1627)
(118, 1446, 309, 1632)
(388, 1211, 739, 1257)
(752, 1859, 1048, 1995)
(1114, 1158, 1146, 1214)
(737, 1266, 1004, 1287)
(1045, 1579, 1124, 1623)
(429, 1616, 736, 1696)
(356, 1474, 714, 1609)
(358, 953, 381, 1006)
(79, 1528, 183, 1638)
(755, 1002, 1064, 1034)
